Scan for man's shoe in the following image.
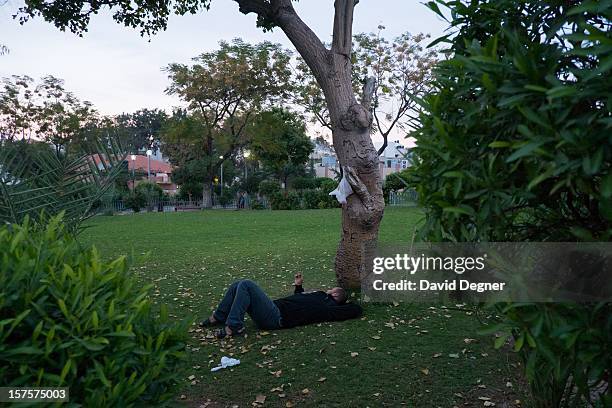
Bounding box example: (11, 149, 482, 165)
(199, 317, 222, 328)
(215, 326, 246, 339)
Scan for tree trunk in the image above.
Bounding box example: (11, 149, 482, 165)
(202, 182, 212, 208)
(236, 0, 385, 289)
(332, 124, 384, 290)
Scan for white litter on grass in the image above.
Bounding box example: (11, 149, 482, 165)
(210, 356, 240, 372)
(329, 174, 354, 204)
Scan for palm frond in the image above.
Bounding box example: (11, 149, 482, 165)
(0, 135, 127, 233)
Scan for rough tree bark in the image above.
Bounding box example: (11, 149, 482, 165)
(235, 0, 385, 289)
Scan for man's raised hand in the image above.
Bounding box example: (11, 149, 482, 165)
(294, 273, 303, 286)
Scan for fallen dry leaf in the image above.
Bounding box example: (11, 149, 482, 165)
(301, 388, 310, 395)
(350, 352, 359, 357)
(285, 402, 294, 408)
(420, 368, 430, 375)
(317, 377, 326, 382)
(254, 394, 266, 404)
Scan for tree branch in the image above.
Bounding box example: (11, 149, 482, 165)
(232, 0, 271, 18)
(234, 0, 331, 86)
(361, 76, 375, 111)
(344, 165, 373, 210)
(332, 0, 357, 57)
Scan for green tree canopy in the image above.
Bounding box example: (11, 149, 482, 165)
(249, 108, 314, 187)
(162, 39, 293, 206)
(0, 75, 97, 154)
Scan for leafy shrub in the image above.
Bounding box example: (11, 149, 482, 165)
(383, 169, 411, 203)
(124, 192, 146, 213)
(269, 191, 302, 210)
(317, 180, 340, 209)
(177, 181, 203, 201)
(314, 177, 335, 188)
(318, 178, 337, 194)
(0, 216, 190, 406)
(250, 199, 267, 210)
(302, 189, 321, 209)
(292, 177, 317, 190)
(415, 1, 612, 406)
(285, 191, 302, 210)
(258, 180, 281, 197)
(217, 189, 235, 207)
(134, 182, 163, 201)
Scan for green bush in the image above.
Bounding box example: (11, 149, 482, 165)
(258, 180, 281, 197)
(177, 181, 203, 201)
(218, 189, 235, 207)
(318, 178, 337, 194)
(383, 170, 411, 203)
(302, 189, 321, 209)
(0, 216, 190, 406)
(250, 199, 267, 210)
(292, 177, 317, 190)
(314, 177, 335, 188)
(269, 191, 302, 210)
(414, 1, 612, 406)
(135, 182, 163, 202)
(124, 192, 146, 213)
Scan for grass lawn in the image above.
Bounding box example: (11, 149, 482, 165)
(81, 207, 527, 407)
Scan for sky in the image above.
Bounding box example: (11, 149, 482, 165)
(1, 0, 448, 143)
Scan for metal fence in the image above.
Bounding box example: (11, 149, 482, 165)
(388, 189, 418, 207)
(98, 196, 270, 214)
(97, 190, 415, 214)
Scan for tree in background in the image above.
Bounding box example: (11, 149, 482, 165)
(164, 39, 293, 207)
(249, 108, 314, 190)
(0, 75, 35, 141)
(116, 108, 168, 153)
(413, 1, 611, 405)
(295, 28, 438, 154)
(0, 75, 97, 154)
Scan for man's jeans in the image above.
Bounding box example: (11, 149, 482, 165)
(213, 280, 282, 330)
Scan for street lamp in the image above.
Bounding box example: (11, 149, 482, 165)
(243, 150, 251, 179)
(146, 149, 152, 180)
(219, 155, 224, 193)
(130, 154, 136, 190)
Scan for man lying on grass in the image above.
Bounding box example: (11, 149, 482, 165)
(200, 273, 363, 338)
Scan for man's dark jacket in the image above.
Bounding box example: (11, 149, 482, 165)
(273, 285, 362, 328)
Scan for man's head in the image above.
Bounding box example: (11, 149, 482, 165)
(326, 287, 347, 304)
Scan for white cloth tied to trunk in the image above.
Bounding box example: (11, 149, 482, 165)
(329, 173, 354, 204)
(210, 356, 240, 372)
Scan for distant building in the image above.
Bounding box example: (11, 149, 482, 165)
(308, 138, 412, 180)
(309, 140, 339, 178)
(374, 140, 412, 179)
(127, 155, 177, 196)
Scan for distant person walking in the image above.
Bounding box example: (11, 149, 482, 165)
(238, 191, 245, 209)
